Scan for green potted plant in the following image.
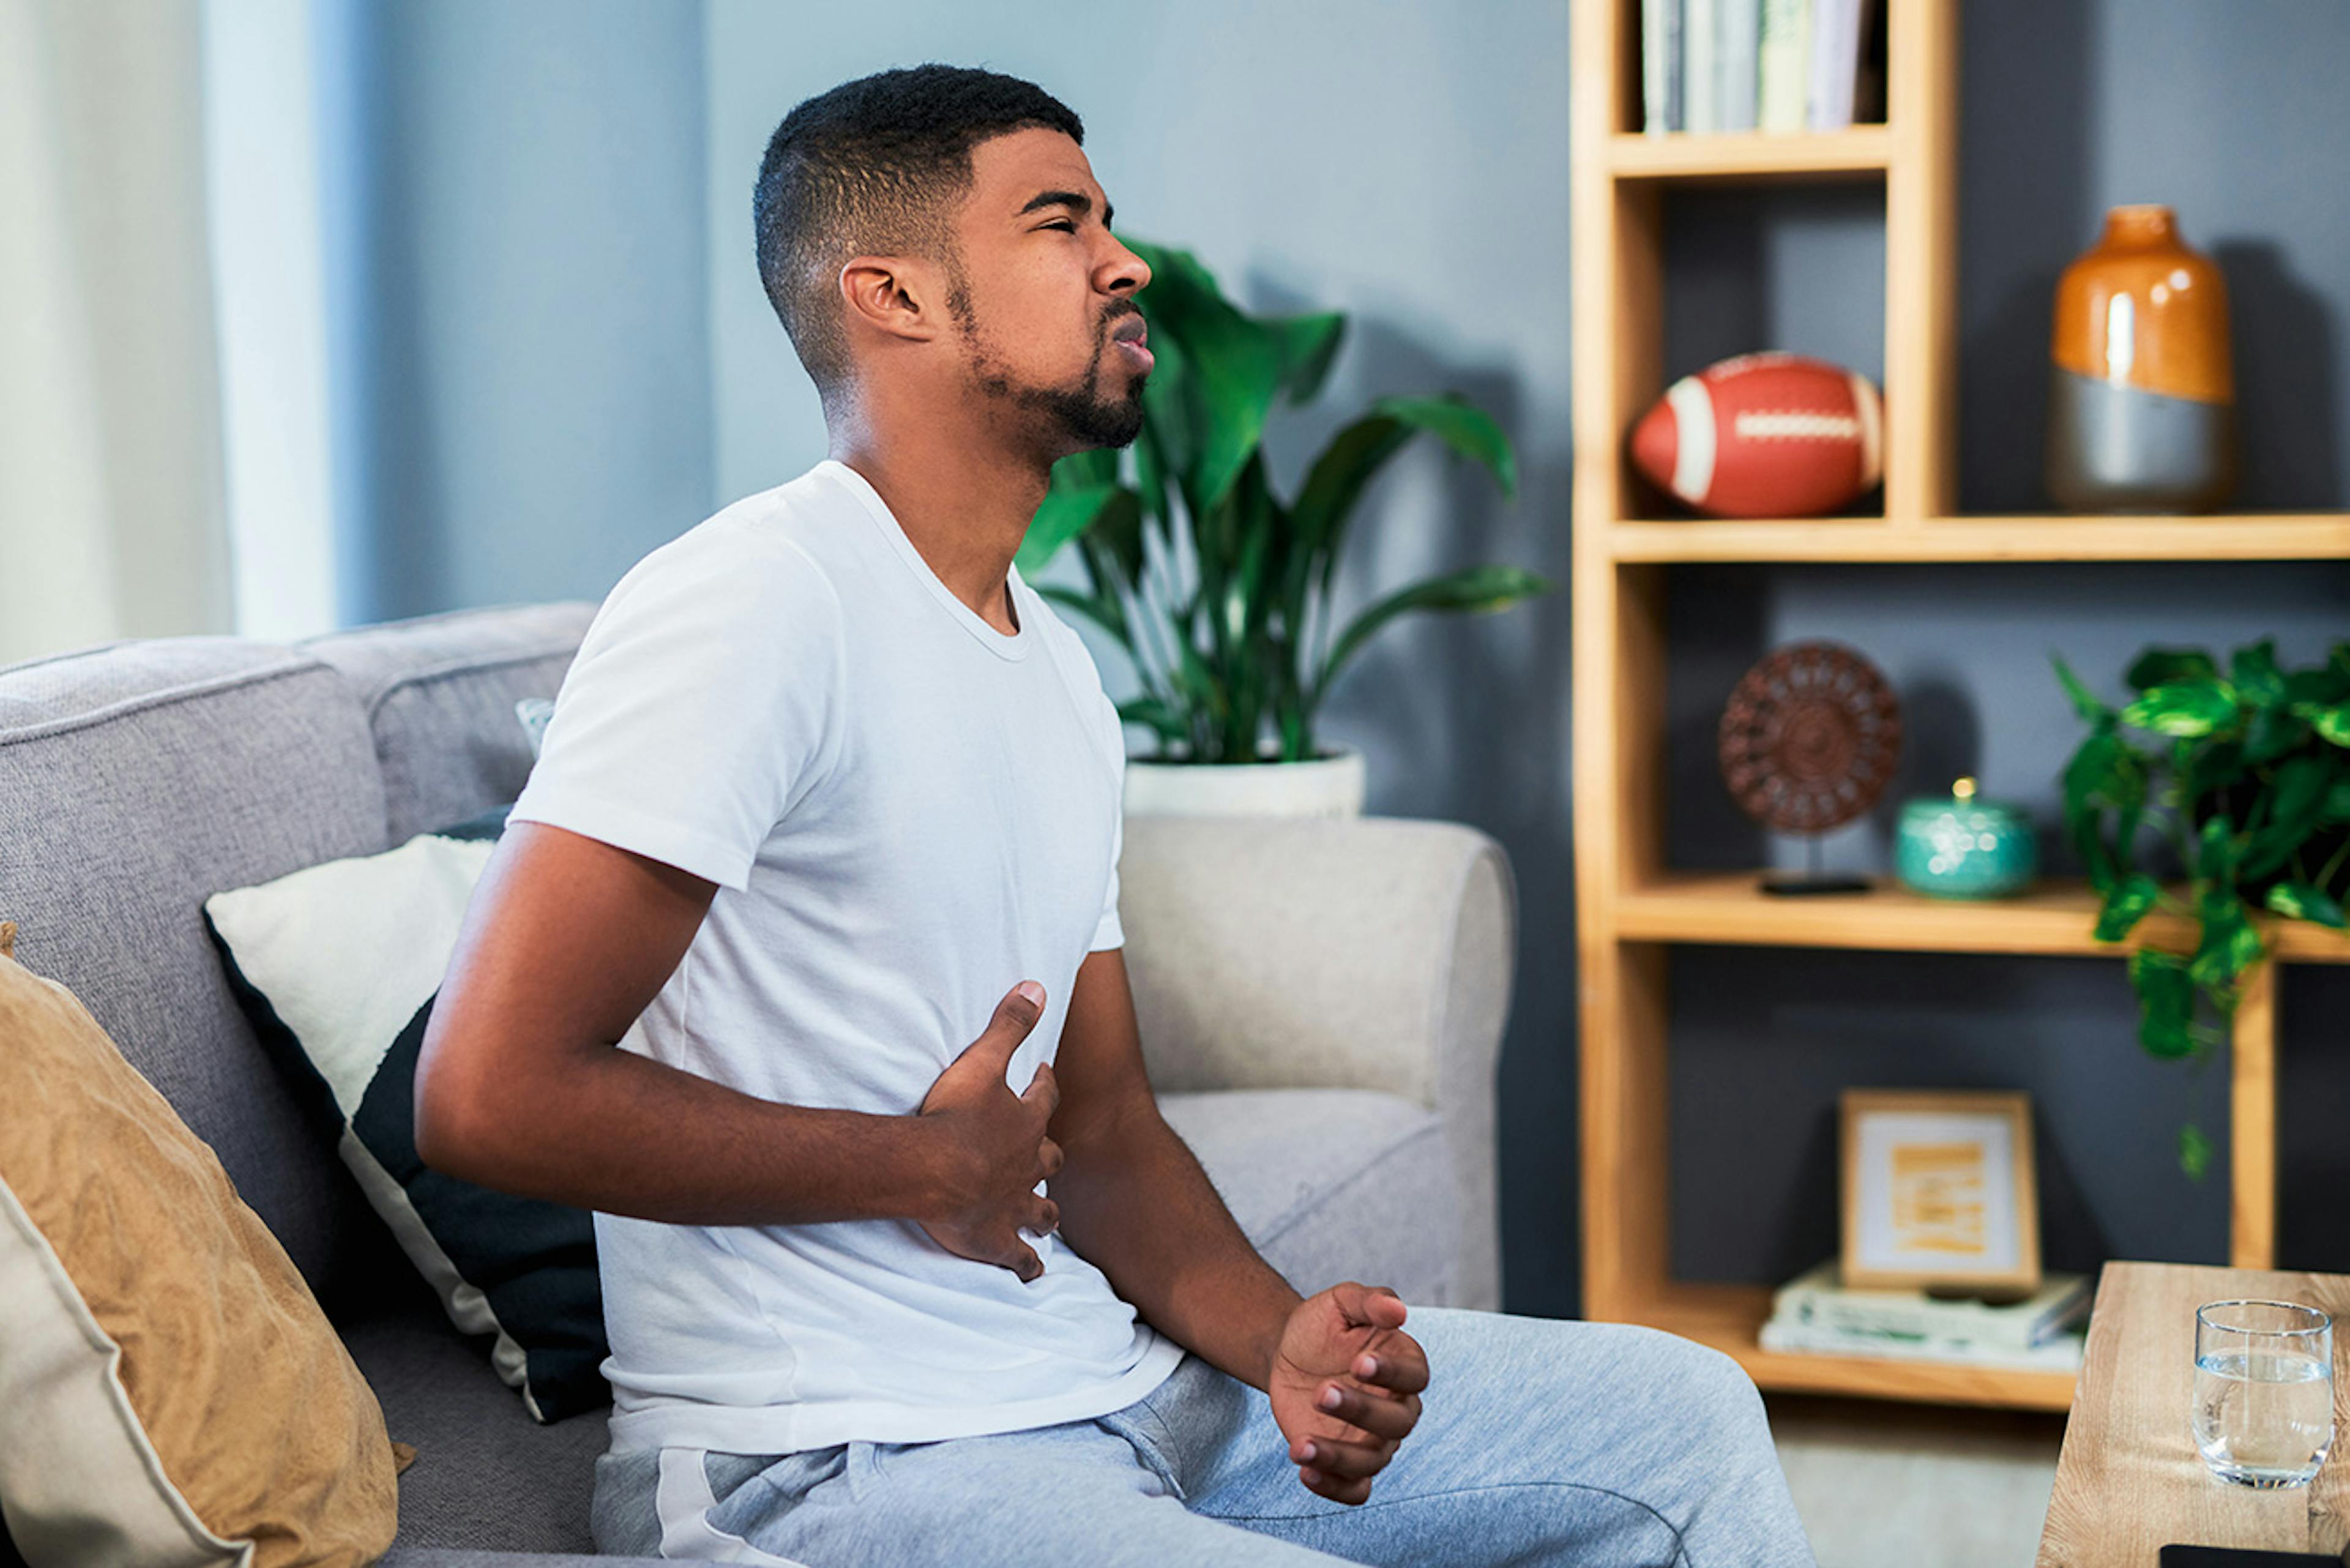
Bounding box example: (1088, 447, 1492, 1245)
(2054, 639, 2350, 1174)
(1017, 241, 1550, 816)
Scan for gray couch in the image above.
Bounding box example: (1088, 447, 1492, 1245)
(0, 602, 1516, 1565)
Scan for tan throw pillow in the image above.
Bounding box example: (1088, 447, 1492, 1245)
(0, 922, 401, 1567)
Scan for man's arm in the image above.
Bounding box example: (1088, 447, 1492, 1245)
(1048, 949, 1430, 1505)
(1044, 947, 1303, 1387)
(414, 821, 1061, 1280)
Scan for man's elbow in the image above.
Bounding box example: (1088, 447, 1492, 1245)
(411, 1036, 499, 1183)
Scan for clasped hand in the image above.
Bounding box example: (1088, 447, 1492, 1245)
(1269, 1282, 1429, 1505)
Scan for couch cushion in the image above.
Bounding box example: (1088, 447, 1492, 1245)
(0, 936, 401, 1567)
(205, 805, 608, 1425)
(1159, 1088, 1462, 1306)
(301, 603, 594, 844)
(0, 637, 395, 1299)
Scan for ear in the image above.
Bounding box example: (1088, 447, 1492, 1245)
(837, 255, 947, 346)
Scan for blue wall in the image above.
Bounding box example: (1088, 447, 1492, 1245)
(332, 0, 714, 624)
(346, 0, 2350, 1317)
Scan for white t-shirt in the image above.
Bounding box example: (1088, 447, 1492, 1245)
(509, 458, 1182, 1457)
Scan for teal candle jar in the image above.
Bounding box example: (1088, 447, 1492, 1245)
(1895, 778, 2039, 898)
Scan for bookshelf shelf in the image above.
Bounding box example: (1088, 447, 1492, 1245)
(1572, 0, 2329, 1414)
(1609, 127, 1892, 183)
(1605, 513, 2350, 563)
(1616, 873, 2350, 964)
(1636, 1283, 2079, 1411)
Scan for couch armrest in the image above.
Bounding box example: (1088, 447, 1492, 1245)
(1116, 815, 1516, 1309)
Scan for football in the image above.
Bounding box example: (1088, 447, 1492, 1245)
(1628, 353, 1883, 518)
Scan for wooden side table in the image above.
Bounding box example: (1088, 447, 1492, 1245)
(2037, 1263, 2350, 1566)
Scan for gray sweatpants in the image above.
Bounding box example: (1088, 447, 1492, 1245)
(589, 1306, 1816, 1567)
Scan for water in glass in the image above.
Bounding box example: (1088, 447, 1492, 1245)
(2191, 1299, 2335, 1488)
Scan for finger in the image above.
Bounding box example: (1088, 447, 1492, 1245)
(1001, 1240, 1044, 1283)
(1351, 1336, 1430, 1397)
(1330, 1280, 1408, 1330)
(1313, 1382, 1421, 1441)
(1299, 1467, 1372, 1506)
(1028, 1196, 1060, 1236)
(1020, 1059, 1061, 1119)
(975, 982, 1046, 1061)
(1291, 1435, 1394, 1480)
(1037, 1136, 1066, 1180)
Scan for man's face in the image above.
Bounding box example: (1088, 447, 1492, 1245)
(946, 127, 1154, 453)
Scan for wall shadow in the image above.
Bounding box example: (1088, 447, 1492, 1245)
(2215, 239, 2343, 510)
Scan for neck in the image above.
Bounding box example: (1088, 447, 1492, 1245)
(828, 393, 1054, 635)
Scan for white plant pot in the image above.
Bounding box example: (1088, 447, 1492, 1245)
(1122, 749, 1366, 819)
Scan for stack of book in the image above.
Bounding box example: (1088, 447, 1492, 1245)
(1758, 1261, 2092, 1371)
(1641, 0, 1884, 136)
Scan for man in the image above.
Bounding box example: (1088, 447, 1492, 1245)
(416, 64, 1816, 1567)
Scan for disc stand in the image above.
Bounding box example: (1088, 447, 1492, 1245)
(1759, 835, 1870, 897)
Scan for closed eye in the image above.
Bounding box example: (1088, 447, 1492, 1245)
(1042, 220, 1077, 233)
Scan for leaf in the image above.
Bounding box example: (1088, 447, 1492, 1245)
(2129, 950, 2198, 1059)
(2059, 730, 2148, 891)
(2188, 887, 2264, 990)
(2244, 706, 2310, 765)
(2267, 881, 2349, 928)
(1317, 564, 1553, 700)
(2240, 754, 2333, 879)
(2093, 873, 2162, 943)
(2126, 648, 2220, 692)
(2311, 704, 2350, 749)
(2196, 813, 2239, 886)
(2052, 654, 2113, 724)
(1128, 241, 1287, 517)
(1034, 582, 1131, 648)
(2121, 682, 2240, 737)
(1116, 695, 1190, 750)
(2325, 778, 2350, 824)
(1016, 482, 1125, 575)
(2179, 1123, 2214, 1182)
(2231, 639, 2287, 707)
(1266, 310, 1346, 404)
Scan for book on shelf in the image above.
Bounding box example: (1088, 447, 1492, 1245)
(1683, 0, 1719, 133)
(1759, 1319, 2087, 1373)
(1758, 0, 1810, 132)
(1718, 0, 1759, 132)
(1770, 1259, 2094, 1353)
(1641, 0, 1682, 133)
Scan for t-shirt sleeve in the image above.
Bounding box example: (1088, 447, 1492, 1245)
(1089, 687, 1128, 952)
(509, 534, 843, 892)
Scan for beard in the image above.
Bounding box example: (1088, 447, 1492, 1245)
(958, 299, 1148, 452)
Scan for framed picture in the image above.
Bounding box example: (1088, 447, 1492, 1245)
(1840, 1089, 2040, 1296)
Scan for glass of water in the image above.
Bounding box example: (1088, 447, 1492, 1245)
(2193, 1299, 2335, 1488)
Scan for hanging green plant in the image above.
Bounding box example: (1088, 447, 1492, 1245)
(1017, 239, 1551, 764)
(2053, 639, 2350, 1176)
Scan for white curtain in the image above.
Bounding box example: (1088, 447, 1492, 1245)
(0, 0, 233, 666)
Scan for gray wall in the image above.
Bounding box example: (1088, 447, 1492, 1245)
(331, 0, 714, 624)
(349, 0, 2350, 1316)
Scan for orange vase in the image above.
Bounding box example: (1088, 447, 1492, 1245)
(2046, 205, 2236, 512)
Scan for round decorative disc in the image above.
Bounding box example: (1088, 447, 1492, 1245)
(1717, 641, 1903, 835)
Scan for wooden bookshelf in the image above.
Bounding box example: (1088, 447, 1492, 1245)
(1569, 0, 2349, 1413)
(1609, 127, 1891, 183)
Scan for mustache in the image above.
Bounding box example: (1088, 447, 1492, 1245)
(1099, 301, 1141, 344)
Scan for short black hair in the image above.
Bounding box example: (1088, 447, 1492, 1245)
(753, 65, 1084, 407)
